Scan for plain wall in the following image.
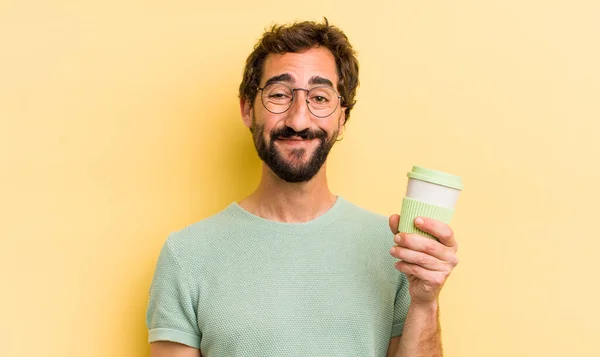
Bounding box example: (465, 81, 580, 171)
(1, 1, 599, 356)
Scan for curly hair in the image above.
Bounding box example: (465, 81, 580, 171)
(239, 18, 359, 122)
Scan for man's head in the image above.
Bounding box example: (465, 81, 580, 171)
(239, 18, 359, 121)
(239, 19, 359, 183)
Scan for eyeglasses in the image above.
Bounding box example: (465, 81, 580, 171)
(257, 82, 343, 118)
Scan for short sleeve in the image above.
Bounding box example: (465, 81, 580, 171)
(146, 237, 201, 348)
(390, 272, 411, 337)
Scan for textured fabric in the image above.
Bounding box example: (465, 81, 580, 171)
(146, 196, 411, 356)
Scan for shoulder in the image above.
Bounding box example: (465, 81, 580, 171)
(165, 203, 241, 263)
(336, 198, 398, 271)
(339, 197, 389, 225)
(338, 197, 390, 235)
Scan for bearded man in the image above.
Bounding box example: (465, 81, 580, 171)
(146, 18, 459, 357)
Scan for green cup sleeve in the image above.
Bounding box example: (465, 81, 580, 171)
(398, 197, 455, 239)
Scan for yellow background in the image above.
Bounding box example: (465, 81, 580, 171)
(1, 1, 599, 356)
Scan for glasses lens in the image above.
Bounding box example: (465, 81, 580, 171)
(261, 83, 293, 114)
(307, 87, 338, 117)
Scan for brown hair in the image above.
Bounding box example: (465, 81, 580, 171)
(239, 18, 359, 122)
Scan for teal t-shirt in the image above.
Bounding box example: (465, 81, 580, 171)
(146, 196, 411, 356)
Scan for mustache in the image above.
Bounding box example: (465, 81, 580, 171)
(271, 126, 327, 141)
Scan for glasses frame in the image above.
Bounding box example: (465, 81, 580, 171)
(257, 82, 343, 118)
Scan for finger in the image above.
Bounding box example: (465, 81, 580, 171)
(389, 246, 445, 271)
(414, 217, 457, 248)
(394, 261, 447, 287)
(394, 233, 458, 264)
(388, 214, 400, 235)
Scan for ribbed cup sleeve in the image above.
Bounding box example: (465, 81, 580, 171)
(398, 197, 454, 239)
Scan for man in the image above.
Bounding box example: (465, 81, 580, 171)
(146, 19, 458, 357)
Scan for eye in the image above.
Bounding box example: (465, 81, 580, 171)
(269, 92, 290, 99)
(312, 95, 328, 103)
(264, 84, 292, 102)
(308, 87, 335, 105)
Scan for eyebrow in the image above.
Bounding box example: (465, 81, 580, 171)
(308, 76, 334, 88)
(263, 74, 335, 88)
(264, 73, 293, 87)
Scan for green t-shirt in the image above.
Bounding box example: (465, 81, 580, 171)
(146, 196, 411, 356)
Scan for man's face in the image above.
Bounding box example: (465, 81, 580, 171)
(241, 47, 346, 183)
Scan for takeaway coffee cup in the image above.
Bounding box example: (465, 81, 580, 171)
(398, 166, 463, 239)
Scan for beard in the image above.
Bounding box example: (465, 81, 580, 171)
(251, 114, 339, 183)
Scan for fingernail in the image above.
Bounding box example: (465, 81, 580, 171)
(394, 234, 402, 244)
(415, 217, 424, 226)
(389, 247, 395, 256)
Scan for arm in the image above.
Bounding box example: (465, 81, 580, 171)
(387, 302, 441, 357)
(150, 341, 201, 357)
(146, 239, 202, 354)
(387, 215, 459, 357)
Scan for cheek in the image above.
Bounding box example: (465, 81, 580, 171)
(322, 119, 342, 136)
(253, 108, 278, 131)
(263, 119, 283, 136)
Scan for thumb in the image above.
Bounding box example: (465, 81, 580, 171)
(388, 214, 400, 235)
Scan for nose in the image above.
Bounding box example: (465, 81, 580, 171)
(283, 89, 311, 133)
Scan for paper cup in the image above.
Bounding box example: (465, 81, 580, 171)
(398, 166, 463, 239)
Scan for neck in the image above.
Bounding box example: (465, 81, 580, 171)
(239, 162, 337, 223)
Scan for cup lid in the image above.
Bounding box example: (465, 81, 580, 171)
(407, 166, 463, 190)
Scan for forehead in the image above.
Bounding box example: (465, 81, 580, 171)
(261, 47, 339, 86)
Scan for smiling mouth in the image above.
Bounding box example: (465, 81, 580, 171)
(278, 137, 307, 141)
(276, 136, 315, 142)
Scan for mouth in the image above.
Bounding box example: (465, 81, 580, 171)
(275, 136, 315, 146)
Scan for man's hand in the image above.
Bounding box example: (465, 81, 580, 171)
(388, 215, 459, 305)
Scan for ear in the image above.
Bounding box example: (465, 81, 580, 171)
(240, 97, 253, 129)
(338, 107, 347, 133)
